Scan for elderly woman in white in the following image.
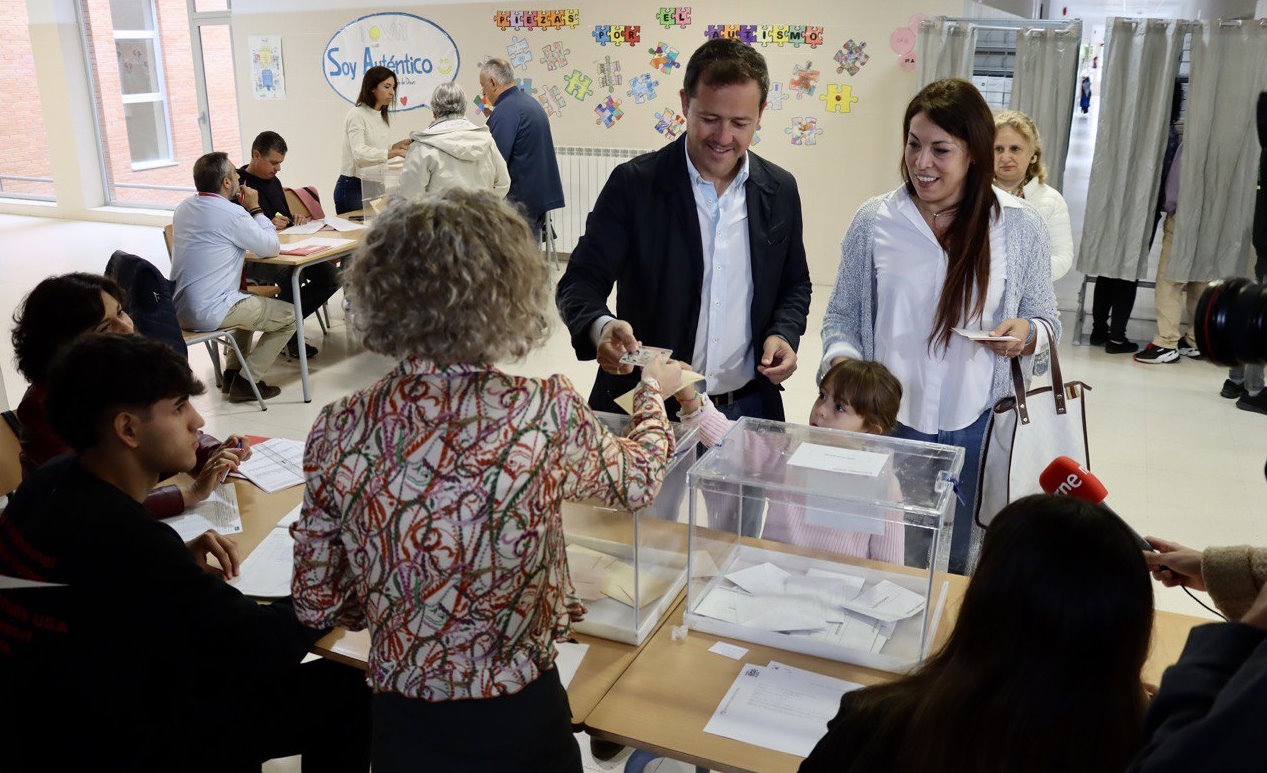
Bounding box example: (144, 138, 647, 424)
(993, 110, 1074, 280)
(398, 82, 510, 200)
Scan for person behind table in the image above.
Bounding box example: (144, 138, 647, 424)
(10, 272, 249, 518)
(0, 333, 371, 772)
(291, 189, 684, 773)
(237, 129, 341, 361)
(334, 66, 413, 215)
(676, 359, 905, 561)
(820, 78, 1060, 575)
(398, 82, 510, 200)
(799, 494, 1153, 773)
(993, 110, 1074, 280)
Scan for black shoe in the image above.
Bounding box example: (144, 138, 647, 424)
(227, 375, 282, 403)
(1088, 326, 1109, 346)
(1177, 337, 1203, 359)
(1133, 344, 1178, 364)
(1105, 339, 1139, 355)
(1236, 391, 1267, 415)
(286, 339, 318, 360)
(221, 368, 239, 393)
(1221, 379, 1247, 399)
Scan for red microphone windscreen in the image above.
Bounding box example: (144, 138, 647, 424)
(1038, 456, 1109, 505)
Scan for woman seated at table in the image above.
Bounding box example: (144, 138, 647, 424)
(291, 189, 683, 773)
(10, 273, 249, 517)
(799, 494, 1153, 773)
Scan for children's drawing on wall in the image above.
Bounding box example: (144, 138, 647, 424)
(834, 40, 869, 76)
(563, 69, 595, 101)
(506, 36, 533, 69)
(249, 36, 286, 100)
(593, 25, 642, 46)
(891, 15, 925, 72)
(517, 77, 538, 98)
(752, 121, 762, 145)
(653, 107, 686, 139)
(786, 116, 822, 146)
(597, 56, 622, 93)
(538, 85, 567, 116)
(627, 72, 659, 104)
(474, 93, 495, 115)
(765, 81, 788, 111)
(494, 9, 580, 31)
(540, 41, 571, 71)
(656, 6, 692, 29)
(595, 96, 625, 127)
(819, 84, 858, 113)
(704, 24, 825, 48)
(649, 43, 682, 75)
(789, 61, 820, 99)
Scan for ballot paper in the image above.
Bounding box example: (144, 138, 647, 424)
(619, 346, 673, 367)
(724, 562, 791, 595)
(235, 438, 305, 493)
(611, 368, 707, 415)
(322, 215, 366, 232)
(952, 327, 1019, 342)
(280, 220, 325, 235)
(787, 443, 888, 477)
(565, 544, 673, 609)
(837, 579, 926, 623)
(229, 521, 295, 598)
(554, 641, 589, 688)
(165, 484, 243, 542)
(704, 662, 862, 756)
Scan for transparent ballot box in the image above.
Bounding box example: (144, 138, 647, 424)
(562, 412, 699, 645)
(685, 418, 964, 671)
(360, 160, 401, 218)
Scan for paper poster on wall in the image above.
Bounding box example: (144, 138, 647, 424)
(704, 24, 825, 49)
(250, 36, 286, 100)
(596, 55, 622, 93)
(820, 84, 858, 113)
(595, 96, 624, 127)
(593, 25, 642, 46)
(324, 13, 460, 111)
(539, 85, 567, 116)
(653, 106, 685, 138)
(563, 69, 595, 100)
(786, 116, 822, 145)
(517, 77, 538, 98)
(649, 43, 682, 75)
(789, 61, 820, 99)
(539, 41, 571, 70)
(627, 72, 659, 104)
(656, 7, 692, 29)
(506, 36, 533, 68)
(892, 14, 925, 72)
(835, 40, 870, 76)
(765, 81, 788, 111)
(494, 9, 580, 31)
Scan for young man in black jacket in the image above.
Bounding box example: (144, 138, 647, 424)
(0, 333, 369, 773)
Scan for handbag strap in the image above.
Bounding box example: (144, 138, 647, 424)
(1007, 317, 1065, 424)
(1009, 357, 1030, 425)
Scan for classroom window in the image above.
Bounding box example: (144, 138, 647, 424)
(0, 0, 56, 200)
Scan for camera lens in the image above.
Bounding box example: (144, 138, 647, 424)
(1194, 278, 1267, 367)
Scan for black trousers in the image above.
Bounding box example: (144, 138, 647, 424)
(1092, 277, 1138, 340)
(244, 262, 341, 320)
(372, 667, 582, 773)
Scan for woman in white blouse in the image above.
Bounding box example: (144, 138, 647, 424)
(333, 66, 413, 214)
(821, 79, 1060, 574)
(994, 110, 1074, 280)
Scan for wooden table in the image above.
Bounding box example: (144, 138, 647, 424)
(584, 589, 1213, 773)
(245, 221, 363, 403)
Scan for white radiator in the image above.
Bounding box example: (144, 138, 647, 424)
(552, 146, 651, 254)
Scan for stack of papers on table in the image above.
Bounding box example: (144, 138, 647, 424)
(229, 504, 299, 598)
(279, 236, 354, 256)
(235, 438, 304, 493)
(691, 562, 925, 654)
(280, 216, 365, 235)
(704, 660, 862, 756)
(165, 484, 242, 542)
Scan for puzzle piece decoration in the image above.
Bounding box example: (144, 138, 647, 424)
(626, 72, 660, 104)
(539, 41, 571, 71)
(473, 93, 494, 114)
(656, 6, 692, 29)
(835, 39, 869, 76)
(538, 85, 567, 117)
(752, 122, 762, 145)
(593, 25, 642, 46)
(506, 36, 533, 69)
(596, 56, 622, 93)
(494, 9, 580, 31)
(764, 81, 788, 111)
(705, 24, 825, 48)
(653, 107, 686, 138)
(819, 84, 858, 113)
(563, 69, 595, 101)
(785, 116, 823, 146)
(595, 96, 625, 128)
(789, 61, 820, 98)
(649, 43, 682, 75)
(516, 77, 538, 98)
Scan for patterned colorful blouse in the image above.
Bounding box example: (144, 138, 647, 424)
(292, 358, 674, 701)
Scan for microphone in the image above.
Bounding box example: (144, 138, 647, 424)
(1038, 456, 1153, 551)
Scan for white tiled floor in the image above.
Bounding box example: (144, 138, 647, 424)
(4, 106, 1264, 770)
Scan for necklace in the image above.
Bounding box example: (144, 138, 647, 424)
(919, 204, 958, 223)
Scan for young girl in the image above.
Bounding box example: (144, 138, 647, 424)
(676, 359, 905, 562)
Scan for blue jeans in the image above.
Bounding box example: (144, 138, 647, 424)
(333, 175, 362, 215)
(891, 410, 990, 575)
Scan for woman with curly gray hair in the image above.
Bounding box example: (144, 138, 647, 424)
(398, 81, 510, 200)
(291, 189, 683, 772)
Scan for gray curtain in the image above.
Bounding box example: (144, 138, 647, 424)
(915, 17, 978, 89)
(1168, 21, 1267, 282)
(1009, 22, 1082, 192)
(1077, 18, 1183, 280)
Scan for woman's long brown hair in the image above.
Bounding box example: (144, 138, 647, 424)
(900, 79, 1000, 353)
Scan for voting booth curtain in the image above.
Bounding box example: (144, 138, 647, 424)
(1009, 21, 1082, 192)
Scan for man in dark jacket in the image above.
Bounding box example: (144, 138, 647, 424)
(481, 57, 565, 231)
(555, 39, 812, 420)
(0, 333, 370, 772)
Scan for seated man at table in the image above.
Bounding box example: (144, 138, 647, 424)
(237, 130, 341, 359)
(0, 333, 371, 772)
(172, 151, 294, 402)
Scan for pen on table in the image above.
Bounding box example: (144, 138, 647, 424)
(219, 439, 243, 485)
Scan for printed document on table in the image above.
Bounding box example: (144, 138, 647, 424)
(280, 221, 325, 235)
(165, 484, 242, 542)
(703, 663, 862, 756)
(323, 216, 367, 232)
(236, 438, 305, 493)
(229, 525, 295, 598)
